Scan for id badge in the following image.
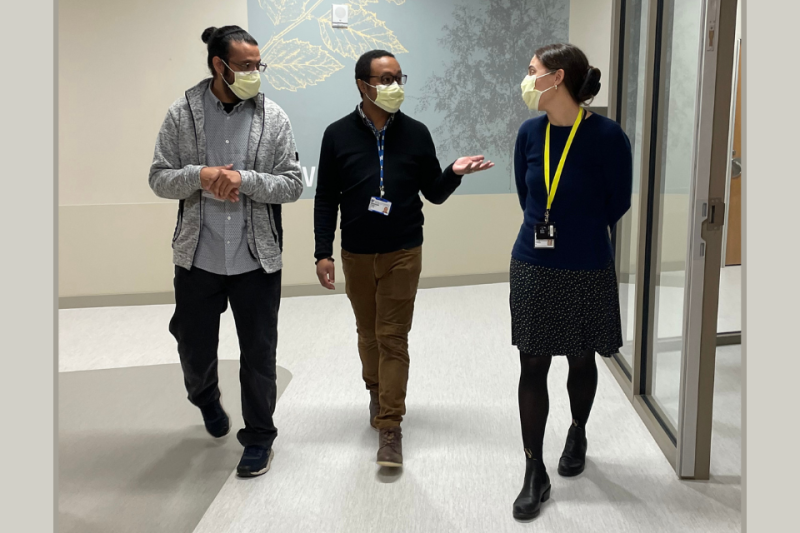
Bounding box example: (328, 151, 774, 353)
(534, 223, 556, 249)
(368, 196, 392, 216)
(534, 223, 557, 240)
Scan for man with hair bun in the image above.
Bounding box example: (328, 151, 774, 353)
(149, 25, 302, 478)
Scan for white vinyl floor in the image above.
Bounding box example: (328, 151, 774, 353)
(59, 281, 741, 533)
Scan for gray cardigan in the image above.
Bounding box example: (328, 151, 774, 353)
(149, 79, 303, 273)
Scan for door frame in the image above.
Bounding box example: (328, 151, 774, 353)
(677, 0, 738, 480)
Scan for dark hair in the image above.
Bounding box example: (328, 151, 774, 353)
(201, 26, 258, 76)
(534, 43, 601, 105)
(355, 50, 396, 95)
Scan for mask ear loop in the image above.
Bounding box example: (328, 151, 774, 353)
(361, 81, 378, 104)
(219, 60, 239, 86)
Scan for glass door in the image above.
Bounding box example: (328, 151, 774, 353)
(648, 0, 706, 438)
(718, 37, 742, 339)
(613, 0, 650, 379)
(606, 0, 738, 479)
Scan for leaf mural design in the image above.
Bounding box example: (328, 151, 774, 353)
(318, 9, 408, 60)
(263, 38, 344, 92)
(259, 0, 310, 26)
(254, 0, 407, 91)
(417, 0, 569, 179)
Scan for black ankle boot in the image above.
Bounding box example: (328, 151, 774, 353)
(512, 456, 551, 521)
(557, 424, 587, 477)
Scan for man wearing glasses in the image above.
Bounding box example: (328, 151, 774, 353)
(313, 50, 494, 468)
(149, 25, 302, 477)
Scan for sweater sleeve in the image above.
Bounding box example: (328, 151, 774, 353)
(148, 106, 204, 200)
(313, 126, 341, 260)
(606, 126, 634, 227)
(417, 124, 463, 205)
(238, 112, 303, 204)
(514, 125, 529, 211)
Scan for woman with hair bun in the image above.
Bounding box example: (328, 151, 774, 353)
(509, 43, 633, 521)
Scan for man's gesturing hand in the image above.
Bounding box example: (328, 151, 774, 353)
(453, 155, 495, 175)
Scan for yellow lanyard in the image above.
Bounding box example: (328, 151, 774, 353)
(544, 107, 584, 223)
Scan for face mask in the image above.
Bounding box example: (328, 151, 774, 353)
(521, 71, 556, 111)
(364, 81, 405, 113)
(221, 60, 261, 100)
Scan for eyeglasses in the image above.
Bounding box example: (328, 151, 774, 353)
(368, 74, 408, 86)
(229, 60, 268, 73)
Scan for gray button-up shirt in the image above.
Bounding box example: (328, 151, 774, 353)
(193, 84, 262, 276)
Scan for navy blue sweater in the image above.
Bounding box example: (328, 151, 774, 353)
(512, 112, 633, 270)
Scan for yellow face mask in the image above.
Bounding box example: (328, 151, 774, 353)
(222, 60, 261, 100)
(364, 81, 405, 114)
(521, 71, 555, 111)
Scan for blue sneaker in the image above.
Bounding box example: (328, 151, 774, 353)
(237, 446, 274, 478)
(199, 400, 230, 438)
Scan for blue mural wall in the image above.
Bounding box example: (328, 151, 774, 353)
(247, 0, 570, 199)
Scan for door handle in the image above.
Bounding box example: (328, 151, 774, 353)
(731, 157, 742, 178)
(705, 198, 726, 232)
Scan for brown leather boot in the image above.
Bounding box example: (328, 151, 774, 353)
(377, 426, 403, 467)
(369, 391, 380, 430)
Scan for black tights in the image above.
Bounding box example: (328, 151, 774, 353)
(518, 350, 598, 462)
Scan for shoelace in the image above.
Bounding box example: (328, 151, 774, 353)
(380, 431, 399, 449)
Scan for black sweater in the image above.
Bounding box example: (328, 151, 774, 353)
(314, 108, 461, 259)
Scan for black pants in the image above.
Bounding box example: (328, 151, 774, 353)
(169, 266, 281, 449)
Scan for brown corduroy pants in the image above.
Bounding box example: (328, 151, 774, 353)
(341, 246, 423, 429)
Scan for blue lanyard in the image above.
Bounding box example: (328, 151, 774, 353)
(376, 128, 386, 198)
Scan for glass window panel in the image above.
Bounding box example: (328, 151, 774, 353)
(649, 0, 705, 429)
(615, 0, 650, 374)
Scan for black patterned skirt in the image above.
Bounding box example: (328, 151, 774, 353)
(510, 258, 623, 357)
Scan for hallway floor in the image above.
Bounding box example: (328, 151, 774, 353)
(59, 283, 741, 533)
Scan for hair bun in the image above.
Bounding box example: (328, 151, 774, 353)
(578, 66, 602, 102)
(201, 27, 218, 44)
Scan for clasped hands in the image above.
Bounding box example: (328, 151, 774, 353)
(200, 164, 241, 202)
